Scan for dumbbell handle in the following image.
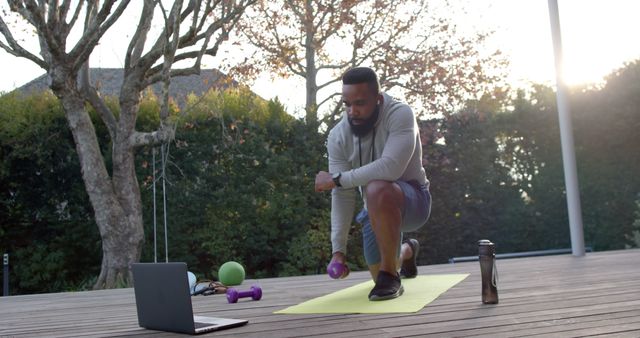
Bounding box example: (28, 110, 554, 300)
(237, 290, 255, 297)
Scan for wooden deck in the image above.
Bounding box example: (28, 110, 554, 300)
(1, 249, 639, 337)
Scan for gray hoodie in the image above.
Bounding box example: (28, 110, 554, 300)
(328, 92, 428, 255)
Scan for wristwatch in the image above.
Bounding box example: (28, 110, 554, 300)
(332, 172, 342, 187)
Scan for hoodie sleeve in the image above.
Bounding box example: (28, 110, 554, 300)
(339, 105, 417, 188)
(327, 127, 356, 255)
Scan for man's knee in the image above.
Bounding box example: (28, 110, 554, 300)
(365, 180, 403, 208)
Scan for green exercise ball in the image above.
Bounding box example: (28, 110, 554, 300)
(218, 261, 245, 286)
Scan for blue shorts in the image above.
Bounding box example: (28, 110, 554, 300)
(357, 180, 431, 266)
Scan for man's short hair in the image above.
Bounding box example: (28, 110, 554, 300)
(342, 67, 380, 95)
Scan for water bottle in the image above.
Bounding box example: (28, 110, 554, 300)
(478, 239, 498, 304)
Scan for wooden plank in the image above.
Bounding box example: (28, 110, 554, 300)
(0, 249, 638, 337)
(383, 308, 640, 337)
(509, 319, 640, 337)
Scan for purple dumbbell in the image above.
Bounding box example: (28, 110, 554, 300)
(226, 285, 262, 303)
(327, 262, 350, 279)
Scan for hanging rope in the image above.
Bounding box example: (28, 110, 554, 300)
(151, 142, 171, 263)
(161, 143, 169, 263)
(152, 147, 158, 263)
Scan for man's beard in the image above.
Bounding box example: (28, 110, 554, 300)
(348, 104, 380, 137)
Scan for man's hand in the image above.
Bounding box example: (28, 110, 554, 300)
(327, 251, 349, 279)
(315, 171, 336, 192)
(330, 251, 346, 265)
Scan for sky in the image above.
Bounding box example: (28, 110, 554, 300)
(1, 0, 639, 113)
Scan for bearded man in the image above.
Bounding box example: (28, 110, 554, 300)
(315, 67, 432, 301)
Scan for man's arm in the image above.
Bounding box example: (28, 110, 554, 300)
(326, 129, 356, 256)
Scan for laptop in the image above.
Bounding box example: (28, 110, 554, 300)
(132, 262, 248, 334)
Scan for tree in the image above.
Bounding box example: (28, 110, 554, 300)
(570, 60, 640, 250)
(0, 0, 254, 289)
(235, 0, 505, 122)
(417, 96, 528, 263)
(492, 87, 572, 251)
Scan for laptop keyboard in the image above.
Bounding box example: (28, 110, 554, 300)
(195, 322, 217, 329)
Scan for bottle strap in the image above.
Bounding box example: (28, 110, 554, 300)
(491, 257, 499, 287)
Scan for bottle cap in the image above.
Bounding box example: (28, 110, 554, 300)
(478, 239, 496, 256)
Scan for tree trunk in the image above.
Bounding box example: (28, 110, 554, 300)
(96, 129, 144, 289)
(304, 0, 318, 123)
(55, 80, 143, 289)
(305, 58, 318, 122)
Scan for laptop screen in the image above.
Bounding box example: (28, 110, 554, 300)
(132, 262, 196, 333)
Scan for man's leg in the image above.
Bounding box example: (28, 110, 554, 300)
(360, 180, 430, 300)
(364, 180, 409, 300)
(367, 244, 415, 281)
(365, 180, 404, 277)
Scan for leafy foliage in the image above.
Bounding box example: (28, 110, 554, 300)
(627, 196, 640, 249)
(570, 61, 640, 250)
(0, 92, 101, 294)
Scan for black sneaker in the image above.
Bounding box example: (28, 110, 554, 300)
(368, 270, 404, 301)
(400, 238, 420, 278)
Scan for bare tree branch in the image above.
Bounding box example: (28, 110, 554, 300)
(46, 0, 58, 32)
(75, 1, 118, 139)
(69, 0, 131, 71)
(317, 91, 341, 107)
(136, 0, 248, 74)
(0, 16, 48, 69)
(7, 0, 66, 63)
(316, 62, 349, 71)
(7, 1, 38, 26)
(285, 0, 304, 22)
(140, 0, 255, 89)
(130, 127, 175, 148)
(316, 75, 341, 91)
(59, 0, 72, 22)
(125, 0, 154, 69)
(79, 62, 117, 140)
(64, 0, 84, 36)
(156, 0, 184, 121)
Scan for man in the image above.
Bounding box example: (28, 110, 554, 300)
(315, 67, 431, 301)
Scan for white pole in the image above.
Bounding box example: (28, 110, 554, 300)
(548, 0, 585, 256)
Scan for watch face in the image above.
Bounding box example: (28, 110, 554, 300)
(332, 172, 341, 187)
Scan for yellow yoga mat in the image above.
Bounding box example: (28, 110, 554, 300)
(275, 274, 469, 314)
